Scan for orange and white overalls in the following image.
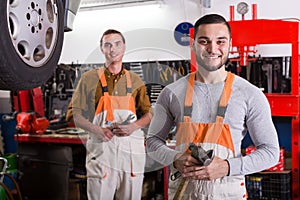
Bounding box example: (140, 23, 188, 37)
(86, 68, 145, 200)
(169, 72, 247, 200)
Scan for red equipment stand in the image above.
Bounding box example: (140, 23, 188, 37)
(230, 18, 300, 200)
(190, 14, 300, 200)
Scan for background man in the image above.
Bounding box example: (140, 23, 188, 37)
(67, 29, 152, 200)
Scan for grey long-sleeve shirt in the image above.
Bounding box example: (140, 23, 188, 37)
(146, 74, 280, 176)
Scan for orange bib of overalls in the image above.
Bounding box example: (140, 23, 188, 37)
(169, 72, 247, 200)
(93, 68, 136, 126)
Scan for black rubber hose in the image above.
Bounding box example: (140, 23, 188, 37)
(4, 173, 22, 200)
(0, 181, 14, 200)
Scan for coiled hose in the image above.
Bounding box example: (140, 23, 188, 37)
(0, 173, 22, 200)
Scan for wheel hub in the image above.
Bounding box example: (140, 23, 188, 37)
(30, 9, 40, 28)
(26, 3, 43, 34)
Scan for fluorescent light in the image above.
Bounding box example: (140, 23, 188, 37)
(80, 0, 164, 10)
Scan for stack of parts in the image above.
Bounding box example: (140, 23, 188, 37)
(149, 84, 164, 105)
(130, 63, 144, 81)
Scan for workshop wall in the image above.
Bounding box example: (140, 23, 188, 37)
(59, 0, 204, 64)
(60, 0, 300, 64)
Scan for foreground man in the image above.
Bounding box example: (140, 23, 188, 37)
(146, 14, 279, 199)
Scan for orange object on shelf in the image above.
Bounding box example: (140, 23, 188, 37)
(16, 112, 49, 135)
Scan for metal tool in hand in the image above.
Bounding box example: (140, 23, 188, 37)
(119, 113, 135, 125)
(170, 143, 214, 181)
(189, 143, 214, 166)
(105, 113, 135, 130)
(172, 143, 214, 200)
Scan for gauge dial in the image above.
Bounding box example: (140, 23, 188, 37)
(237, 2, 249, 15)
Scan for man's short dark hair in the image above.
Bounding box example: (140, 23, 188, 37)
(193, 14, 232, 39)
(100, 29, 126, 46)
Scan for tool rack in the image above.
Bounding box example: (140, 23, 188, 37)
(189, 10, 300, 200)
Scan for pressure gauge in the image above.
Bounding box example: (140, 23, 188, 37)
(237, 2, 249, 15)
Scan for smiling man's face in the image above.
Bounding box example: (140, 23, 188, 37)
(101, 33, 125, 65)
(193, 23, 231, 72)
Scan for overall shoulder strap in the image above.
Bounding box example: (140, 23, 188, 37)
(183, 72, 196, 122)
(97, 67, 109, 96)
(124, 69, 133, 96)
(215, 72, 235, 123)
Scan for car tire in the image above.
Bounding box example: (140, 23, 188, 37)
(0, 0, 64, 90)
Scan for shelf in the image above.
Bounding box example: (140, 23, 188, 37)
(14, 133, 87, 145)
(265, 94, 299, 116)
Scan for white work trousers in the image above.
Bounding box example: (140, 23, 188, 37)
(87, 166, 144, 200)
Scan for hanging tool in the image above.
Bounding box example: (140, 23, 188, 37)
(236, 61, 241, 76)
(281, 56, 291, 93)
(246, 59, 252, 81)
(172, 143, 214, 200)
(157, 61, 172, 83)
(172, 62, 178, 82)
(57, 82, 67, 100)
(177, 61, 185, 76)
(256, 56, 263, 89)
(273, 59, 281, 92)
(156, 61, 165, 82)
(262, 62, 272, 93)
(282, 56, 286, 77)
(285, 56, 291, 79)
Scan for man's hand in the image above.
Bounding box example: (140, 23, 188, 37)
(181, 156, 229, 180)
(73, 113, 114, 141)
(113, 122, 140, 136)
(173, 152, 201, 173)
(93, 126, 114, 141)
